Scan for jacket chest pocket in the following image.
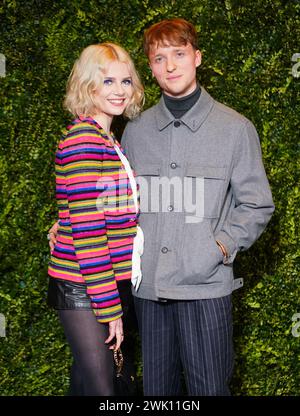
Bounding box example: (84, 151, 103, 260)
(185, 165, 226, 219)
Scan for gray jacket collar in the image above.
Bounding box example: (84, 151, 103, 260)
(155, 86, 215, 132)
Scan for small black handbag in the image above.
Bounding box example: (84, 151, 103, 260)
(113, 348, 137, 396)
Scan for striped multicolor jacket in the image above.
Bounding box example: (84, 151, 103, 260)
(48, 116, 138, 323)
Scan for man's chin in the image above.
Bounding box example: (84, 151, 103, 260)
(164, 89, 189, 98)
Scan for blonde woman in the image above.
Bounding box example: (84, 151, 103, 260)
(47, 43, 143, 395)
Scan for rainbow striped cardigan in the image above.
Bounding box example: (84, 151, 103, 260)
(48, 117, 138, 323)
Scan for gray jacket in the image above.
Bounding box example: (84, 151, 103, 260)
(122, 87, 275, 301)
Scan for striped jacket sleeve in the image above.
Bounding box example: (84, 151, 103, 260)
(59, 123, 122, 323)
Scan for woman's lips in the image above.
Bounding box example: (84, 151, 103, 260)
(107, 98, 126, 106)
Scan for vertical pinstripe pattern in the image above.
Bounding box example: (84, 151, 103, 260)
(175, 295, 233, 395)
(134, 295, 233, 396)
(134, 298, 181, 396)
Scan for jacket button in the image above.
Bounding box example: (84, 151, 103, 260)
(174, 121, 181, 127)
(170, 162, 177, 169)
(167, 205, 174, 211)
(161, 247, 168, 253)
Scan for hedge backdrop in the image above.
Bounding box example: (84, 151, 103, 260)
(0, 0, 299, 396)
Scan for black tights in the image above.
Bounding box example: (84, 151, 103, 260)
(58, 309, 114, 396)
(58, 281, 138, 396)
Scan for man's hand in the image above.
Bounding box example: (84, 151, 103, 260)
(105, 317, 124, 351)
(216, 240, 228, 260)
(48, 221, 59, 253)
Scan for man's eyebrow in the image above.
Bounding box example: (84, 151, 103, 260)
(153, 46, 186, 54)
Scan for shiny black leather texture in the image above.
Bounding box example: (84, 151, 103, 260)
(47, 278, 134, 311)
(47, 278, 91, 309)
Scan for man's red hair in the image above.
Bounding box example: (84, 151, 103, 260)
(143, 18, 199, 57)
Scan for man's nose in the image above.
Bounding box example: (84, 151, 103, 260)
(166, 58, 176, 72)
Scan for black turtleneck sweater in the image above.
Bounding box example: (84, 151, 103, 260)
(163, 86, 201, 119)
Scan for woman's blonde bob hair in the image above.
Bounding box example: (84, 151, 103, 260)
(64, 43, 144, 119)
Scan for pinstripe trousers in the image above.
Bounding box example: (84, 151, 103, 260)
(134, 295, 234, 396)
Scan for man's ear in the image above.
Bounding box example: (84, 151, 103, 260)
(195, 50, 202, 68)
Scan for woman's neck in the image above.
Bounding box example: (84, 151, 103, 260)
(92, 113, 113, 137)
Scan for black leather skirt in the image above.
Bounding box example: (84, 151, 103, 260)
(47, 277, 133, 311)
(47, 278, 91, 309)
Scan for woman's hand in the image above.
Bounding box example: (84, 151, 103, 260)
(48, 221, 59, 252)
(105, 317, 124, 351)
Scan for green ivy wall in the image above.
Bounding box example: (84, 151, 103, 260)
(0, 0, 299, 395)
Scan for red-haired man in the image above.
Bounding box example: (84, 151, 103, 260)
(122, 18, 274, 395)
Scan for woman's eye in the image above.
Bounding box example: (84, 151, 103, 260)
(177, 52, 184, 57)
(103, 79, 113, 86)
(122, 79, 132, 86)
(155, 57, 162, 63)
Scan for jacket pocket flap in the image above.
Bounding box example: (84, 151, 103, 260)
(136, 164, 161, 176)
(185, 166, 226, 179)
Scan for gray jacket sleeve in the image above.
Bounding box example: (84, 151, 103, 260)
(215, 121, 275, 264)
(121, 124, 132, 160)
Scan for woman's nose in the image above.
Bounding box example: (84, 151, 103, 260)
(114, 82, 125, 95)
